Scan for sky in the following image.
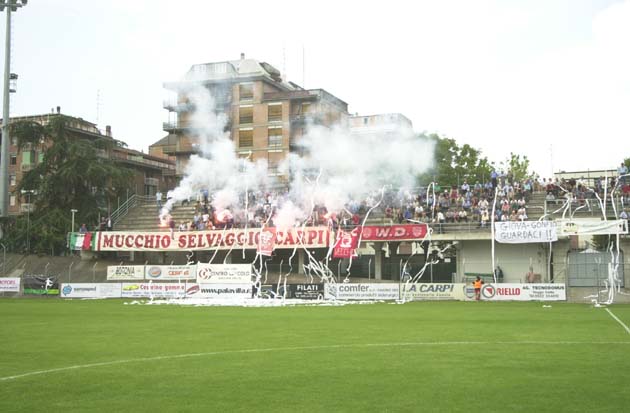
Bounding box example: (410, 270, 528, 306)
(0, 0, 628, 178)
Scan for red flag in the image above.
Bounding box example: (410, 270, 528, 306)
(82, 232, 93, 250)
(332, 228, 360, 259)
(257, 227, 276, 256)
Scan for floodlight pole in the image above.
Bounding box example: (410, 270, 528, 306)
(0, 0, 27, 217)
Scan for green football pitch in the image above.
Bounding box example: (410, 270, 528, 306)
(1, 299, 630, 412)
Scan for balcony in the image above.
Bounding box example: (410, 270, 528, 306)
(163, 99, 194, 112)
(290, 113, 325, 126)
(263, 90, 318, 101)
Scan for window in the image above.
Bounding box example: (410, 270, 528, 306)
(267, 103, 282, 122)
(301, 102, 311, 114)
(10, 154, 16, 165)
(9, 174, 16, 186)
(239, 129, 253, 148)
(268, 127, 283, 148)
(10, 136, 17, 146)
(22, 151, 33, 165)
(239, 106, 253, 125)
(239, 83, 254, 101)
(268, 152, 283, 176)
(9, 195, 15, 207)
(363, 117, 368, 125)
(38, 152, 44, 163)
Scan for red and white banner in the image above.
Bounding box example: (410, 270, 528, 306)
(0, 277, 20, 292)
(94, 227, 330, 251)
(480, 283, 566, 301)
(359, 224, 428, 241)
(257, 227, 276, 256)
(332, 228, 360, 259)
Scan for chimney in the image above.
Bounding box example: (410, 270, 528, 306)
(240, 53, 245, 60)
(56, 106, 60, 114)
(105, 125, 112, 137)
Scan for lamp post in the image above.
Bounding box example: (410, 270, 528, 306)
(0, 241, 5, 276)
(20, 188, 34, 253)
(0, 0, 27, 217)
(70, 208, 77, 233)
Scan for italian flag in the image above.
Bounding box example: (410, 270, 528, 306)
(70, 232, 94, 250)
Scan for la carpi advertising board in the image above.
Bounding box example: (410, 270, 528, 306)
(196, 264, 252, 284)
(400, 283, 467, 300)
(324, 283, 399, 300)
(479, 283, 566, 301)
(145, 265, 195, 280)
(60, 283, 122, 298)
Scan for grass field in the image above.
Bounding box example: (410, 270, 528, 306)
(1, 299, 630, 412)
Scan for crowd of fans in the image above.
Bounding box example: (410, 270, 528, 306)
(155, 166, 630, 234)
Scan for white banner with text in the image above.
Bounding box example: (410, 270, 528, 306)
(494, 221, 557, 244)
(324, 283, 400, 300)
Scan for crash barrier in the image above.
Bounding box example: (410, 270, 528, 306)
(55, 282, 566, 301)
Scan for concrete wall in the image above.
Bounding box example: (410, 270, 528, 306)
(457, 239, 551, 283)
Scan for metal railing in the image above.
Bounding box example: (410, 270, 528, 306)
(110, 194, 155, 225)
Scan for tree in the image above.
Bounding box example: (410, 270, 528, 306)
(2, 115, 132, 254)
(500, 152, 533, 183)
(418, 134, 494, 187)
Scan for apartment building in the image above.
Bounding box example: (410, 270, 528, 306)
(154, 54, 349, 178)
(349, 113, 413, 136)
(0, 110, 176, 215)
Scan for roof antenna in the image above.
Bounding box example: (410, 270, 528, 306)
(302, 44, 306, 89)
(282, 45, 287, 82)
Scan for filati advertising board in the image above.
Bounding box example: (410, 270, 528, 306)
(107, 266, 145, 281)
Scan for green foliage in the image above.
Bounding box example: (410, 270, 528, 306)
(2, 116, 132, 254)
(500, 152, 533, 182)
(418, 133, 494, 187)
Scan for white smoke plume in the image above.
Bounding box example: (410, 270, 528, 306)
(162, 81, 435, 228)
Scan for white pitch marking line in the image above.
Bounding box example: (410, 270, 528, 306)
(2, 340, 630, 382)
(605, 308, 630, 335)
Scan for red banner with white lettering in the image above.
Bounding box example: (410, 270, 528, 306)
(257, 227, 277, 256)
(332, 228, 360, 259)
(93, 227, 331, 251)
(359, 224, 428, 241)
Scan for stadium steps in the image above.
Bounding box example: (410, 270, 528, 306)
(114, 203, 196, 232)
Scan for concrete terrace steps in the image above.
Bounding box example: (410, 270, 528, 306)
(114, 203, 197, 232)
